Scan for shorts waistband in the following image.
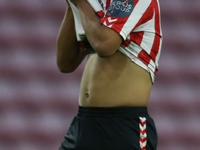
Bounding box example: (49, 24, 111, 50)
(78, 106, 149, 118)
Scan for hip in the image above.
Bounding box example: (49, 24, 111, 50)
(59, 106, 158, 150)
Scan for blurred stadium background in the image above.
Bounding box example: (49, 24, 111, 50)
(0, 0, 200, 150)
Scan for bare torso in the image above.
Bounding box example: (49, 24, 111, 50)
(79, 51, 152, 107)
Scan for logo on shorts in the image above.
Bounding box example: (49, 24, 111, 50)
(107, 0, 134, 18)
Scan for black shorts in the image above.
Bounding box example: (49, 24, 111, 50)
(59, 106, 157, 150)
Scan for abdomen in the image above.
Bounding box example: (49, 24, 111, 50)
(79, 51, 152, 107)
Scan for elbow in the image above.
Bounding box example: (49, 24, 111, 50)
(57, 61, 75, 73)
(93, 42, 117, 58)
(97, 49, 113, 58)
(58, 67, 75, 73)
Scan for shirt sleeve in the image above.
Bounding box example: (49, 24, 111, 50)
(100, 0, 153, 40)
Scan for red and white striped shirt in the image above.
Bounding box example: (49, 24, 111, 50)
(88, 0, 163, 83)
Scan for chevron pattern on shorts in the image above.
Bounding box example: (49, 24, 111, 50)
(139, 117, 147, 150)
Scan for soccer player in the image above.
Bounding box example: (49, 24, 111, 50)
(57, 0, 162, 149)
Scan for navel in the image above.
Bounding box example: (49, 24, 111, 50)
(85, 92, 90, 98)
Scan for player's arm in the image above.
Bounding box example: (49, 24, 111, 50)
(73, 0, 123, 57)
(56, 4, 87, 73)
